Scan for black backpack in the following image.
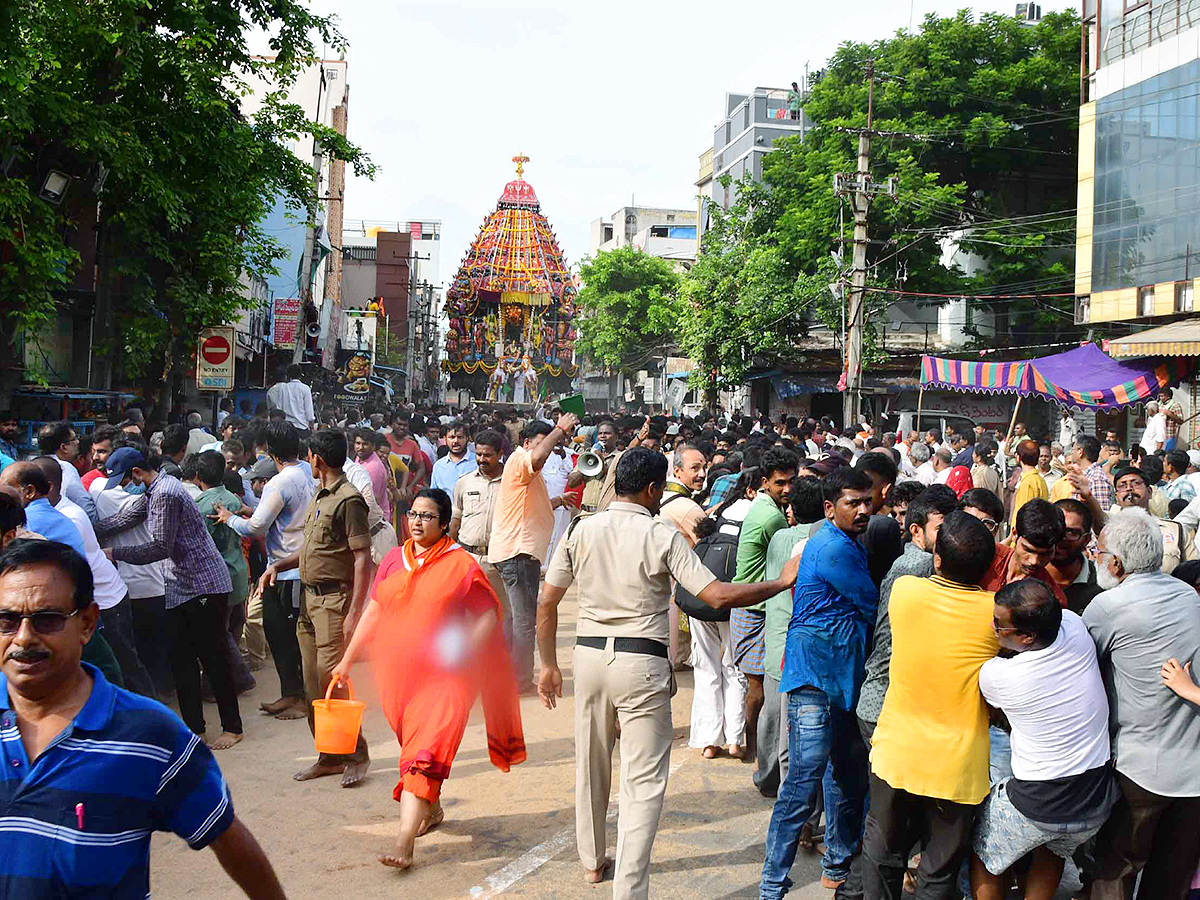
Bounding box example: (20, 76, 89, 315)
(675, 515, 742, 622)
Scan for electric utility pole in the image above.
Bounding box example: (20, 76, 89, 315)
(833, 61, 895, 428)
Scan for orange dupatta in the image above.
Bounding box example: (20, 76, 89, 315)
(372, 536, 526, 774)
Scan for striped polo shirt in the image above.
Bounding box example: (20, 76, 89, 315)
(0, 664, 234, 897)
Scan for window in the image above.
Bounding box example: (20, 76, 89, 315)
(1176, 281, 1194, 312)
(650, 226, 669, 238)
(603, 224, 613, 243)
(1076, 295, 1091, 324)
(1138, 286, 1155, 316)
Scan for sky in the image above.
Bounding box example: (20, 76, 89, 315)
(305, 0, 1078, 288)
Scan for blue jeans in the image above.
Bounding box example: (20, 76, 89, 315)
(760, 687, 869, 899)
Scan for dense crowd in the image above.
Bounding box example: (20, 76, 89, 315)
(0, 375, 1197, 900)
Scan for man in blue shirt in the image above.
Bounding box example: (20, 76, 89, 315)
(0, 538, 287, 899)
(0, 461, 86, 557)
(761, 466, 877, 899)
(429, 420, 476, 495)
(0, 408, 19, 461)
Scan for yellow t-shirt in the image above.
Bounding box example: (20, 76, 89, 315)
(1049, 475, 1075, 503)
(1009, 468, 1049, 529)
(869, 574, 999, 804)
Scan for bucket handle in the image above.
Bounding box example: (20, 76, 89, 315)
(324, 675, 354, 703)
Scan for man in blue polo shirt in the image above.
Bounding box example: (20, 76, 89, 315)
(0, 538, 287, 898)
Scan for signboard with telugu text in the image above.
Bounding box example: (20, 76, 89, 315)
(196, 326, 235, 390)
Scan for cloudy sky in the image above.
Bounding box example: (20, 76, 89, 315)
(306, 0, 1077, 287)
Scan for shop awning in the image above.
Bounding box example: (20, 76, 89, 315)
(921, 343, 1190, 410)
(1106, 319, 1200, 358)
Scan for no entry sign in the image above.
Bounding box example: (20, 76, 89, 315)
(196, 326, 235, 390)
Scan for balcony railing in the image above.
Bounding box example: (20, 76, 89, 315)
(1101, 0, 1200, 67)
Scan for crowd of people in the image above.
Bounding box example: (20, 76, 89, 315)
(0, 379, 1198, 900)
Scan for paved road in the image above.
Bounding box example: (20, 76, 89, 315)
(151, 592, 833, 898)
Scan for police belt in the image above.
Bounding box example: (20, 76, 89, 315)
(304, 581, 347, 595)
(575, 636, 668, 659)
(370, 520, 388, 536)
(459, 542, 488, 555)
(580, 504, 598, 513)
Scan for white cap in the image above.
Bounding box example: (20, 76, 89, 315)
(1188, 449, 1200, 469)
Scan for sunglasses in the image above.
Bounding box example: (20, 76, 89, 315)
(0, 609, 80, 635)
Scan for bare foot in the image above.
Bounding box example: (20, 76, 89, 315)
(207, 732, 243, 751)
(378, 852, 413, 870)
(294, 762, 345, 781)
(726, 744, 747, 760)
(273, 698, 308, 720)
(341, 760, 370, 787)
(701, 746, 720, 759)
(260, 697, 295, 714)
(416, 802, 444, 836)
(584, 858, 612, 883)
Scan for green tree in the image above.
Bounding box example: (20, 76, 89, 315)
(679, 9, 1083, 390)
(1, 0, 375, 400)
(575, 246, 681, 375)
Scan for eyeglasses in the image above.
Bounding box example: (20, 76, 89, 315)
(979, 517, 998, 533)
(992, 619, 1020, 635)
(405, 510, 440, 523)
(0, 609, 80, 635)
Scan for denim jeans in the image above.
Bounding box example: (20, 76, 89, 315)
(760, 687, 869, 899)
(496, 554, 542, 690)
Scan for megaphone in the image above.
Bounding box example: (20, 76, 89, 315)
(577, 450, 603, 478)
(306, 322, 322, 338)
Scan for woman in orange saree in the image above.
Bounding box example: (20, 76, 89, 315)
(331, 488, 525, 869)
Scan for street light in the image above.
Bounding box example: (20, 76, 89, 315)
(38, 171, 70, 205)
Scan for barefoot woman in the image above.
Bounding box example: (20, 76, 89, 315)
(331, 488, 525, 869)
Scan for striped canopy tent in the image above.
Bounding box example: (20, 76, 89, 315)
(921, 342, 1190, 411)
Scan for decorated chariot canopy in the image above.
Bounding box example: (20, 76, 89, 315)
(444, 154, 579, 402)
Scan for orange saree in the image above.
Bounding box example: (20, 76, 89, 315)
(370, 536, 525, 803)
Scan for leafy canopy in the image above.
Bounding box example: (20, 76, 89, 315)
(575, 246, 682, 372)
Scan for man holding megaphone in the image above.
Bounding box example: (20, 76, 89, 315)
(567, 417, 652, 519)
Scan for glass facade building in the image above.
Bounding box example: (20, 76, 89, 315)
(1092, 57, 1200, 293)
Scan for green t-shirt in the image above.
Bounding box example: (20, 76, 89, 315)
(763, 522, 814, 680)
(732, 493, 788, 612)
(197, 486, 250, 605)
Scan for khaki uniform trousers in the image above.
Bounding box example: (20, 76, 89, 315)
(297, 585, 368, 765)
(243, 590, 268, 668)
(466, 550, 510, 642)
(574, 640, 674, 900)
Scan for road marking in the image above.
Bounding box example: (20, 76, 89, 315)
(466, 760, 684, 898)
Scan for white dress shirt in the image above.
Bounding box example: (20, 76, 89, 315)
(266, 379, 315, 430)
(56, 496, 129, 610)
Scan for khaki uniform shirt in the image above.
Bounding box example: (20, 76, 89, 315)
(299, 475, 371, 585)
(453, 467, 503, 553)
(545, 500, 717, 644)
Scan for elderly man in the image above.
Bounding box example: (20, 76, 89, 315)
(36, 421, 98, 524)
(1141, 400, 1166, 452)
(0, 538, 287, 898)
(659, 443, 708, 672)
(910, 442, 934, 486)
(1110, 465, 1197, 573)
(1085, 508, 1200, 900)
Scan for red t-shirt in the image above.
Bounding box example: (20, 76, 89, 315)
(980, 542, 1068, 608)
(81, 468, 105, 490)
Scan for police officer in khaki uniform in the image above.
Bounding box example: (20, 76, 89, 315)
(260, 429, 373, 787)
(537, 447, 800, 899)
(450, 428, 509, 624)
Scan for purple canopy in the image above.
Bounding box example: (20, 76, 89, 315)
(921, 343, 1190, 410)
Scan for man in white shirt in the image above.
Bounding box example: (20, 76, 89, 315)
(94, 470, 171, 696)
(931, 447, 954, 485)
(266, 363, 316, 435)
(33, 456, 155, 697)
(37, 421, 99, 524)
(910, 442, 934, 486)
(1140, 400, 1166, 452)
(212, 422, 314, 719)
(1058, 409, 1079, 449)
(971, 579, 1115, 898)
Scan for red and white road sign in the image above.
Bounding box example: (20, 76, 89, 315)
(196, 326, 235, 390)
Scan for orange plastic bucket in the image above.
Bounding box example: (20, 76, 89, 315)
(312, 676, 365, 755)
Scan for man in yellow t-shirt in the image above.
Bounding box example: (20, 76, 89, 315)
(1009, 438, 1049, 530)
(862, 510, 1000, 898)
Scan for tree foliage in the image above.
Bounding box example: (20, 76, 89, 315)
(575, 246, 681, 373)
(1, 0, 375, 392)
(678, 9, 1082, 390)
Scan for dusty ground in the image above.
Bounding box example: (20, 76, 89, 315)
(151, 592, 834, 898)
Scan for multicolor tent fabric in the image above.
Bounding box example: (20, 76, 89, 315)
(921, 343, 1191, 411)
